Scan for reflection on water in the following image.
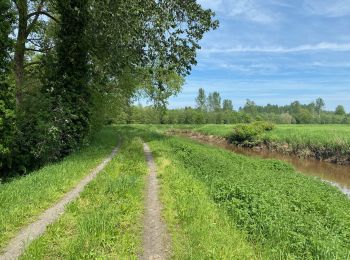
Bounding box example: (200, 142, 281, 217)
(178, 133, 350, 197)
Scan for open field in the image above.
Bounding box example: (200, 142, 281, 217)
(264, 124, 350, 151)
(160, 124, 350, 143)
(161, 124, 350, 163)
(1, 125, 350, 258)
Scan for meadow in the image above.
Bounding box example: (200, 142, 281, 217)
(163, 124, 350, 163)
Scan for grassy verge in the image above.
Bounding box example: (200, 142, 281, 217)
(151, 144, 258, 259)
(0, 127, 119, 250)
(22, 136, 147, 259)
(149, 134, 350, 259)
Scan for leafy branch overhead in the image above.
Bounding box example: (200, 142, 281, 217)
(0, 0, 218, 176)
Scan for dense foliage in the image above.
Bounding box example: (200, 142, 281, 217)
(51, 0, 90, 154)
(0, 0, 217, 177)
(0, 0, 15, 172)
(229, 122, 275, 146)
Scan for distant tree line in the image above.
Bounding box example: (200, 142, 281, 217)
(113, 88, 350, 124)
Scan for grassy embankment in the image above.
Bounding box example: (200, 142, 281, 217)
(168, 124, 350, 163)
(153, 144, 257, 259)
(0, 127, 119, 251)
(22, 135, 147, 259)
(143, 129, 350, 259)
(2, 125, 350, 258)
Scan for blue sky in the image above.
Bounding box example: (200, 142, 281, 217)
(166, 0, 350, 111)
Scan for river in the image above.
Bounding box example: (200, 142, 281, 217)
(175, 131, 350, 197)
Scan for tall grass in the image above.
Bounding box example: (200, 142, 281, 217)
(0, 127, 118, 250)
(264, 124, 350, 153)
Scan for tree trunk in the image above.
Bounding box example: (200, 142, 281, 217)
(14, 0, 28, 106)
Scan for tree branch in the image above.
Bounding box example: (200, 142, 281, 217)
(26, 0, 45, 37)
(27, 11, 59, 24)
(25, 47, 51, 53)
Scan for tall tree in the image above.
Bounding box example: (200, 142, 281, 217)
(315, 97, 325, 116)
(142, 69, 184, 124)
(335, 105, 346, 115)
(223, 99, 233, 111)
(195, 88, 207, 111)
(242, 99, 258, 115)
(87, 0, 218, 107)
(49, 0, 89, 154)
(2, 0, 218, 175)
(207, 91, 221, 112)
(207, 93, 214, 112)
(11, 0, 58, 105)
(0, 0, 15, 175)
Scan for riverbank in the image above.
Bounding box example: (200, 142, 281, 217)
(166, 124, 350, 165)
(168, 129, 350, 197)
(147, 129, 350, 259)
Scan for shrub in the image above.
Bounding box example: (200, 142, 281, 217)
(254, 121, 275, 131)
(229, 121, 275, 146)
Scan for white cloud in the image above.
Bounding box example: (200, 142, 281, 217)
(227, 0, 277, 24)
(198, 0, 279, 24)
(200, 42, 350, 54)
(311, 61, 350, 68)
(303, 0, 350, 17)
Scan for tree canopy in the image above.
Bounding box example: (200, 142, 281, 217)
(0, 0, 218, 177)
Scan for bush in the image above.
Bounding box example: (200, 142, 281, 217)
(254, 121, 275, 131)
(229, 121, 275, 146)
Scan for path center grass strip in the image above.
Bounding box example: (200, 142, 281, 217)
(0, 127, 118, 251)
(148, 134, 350, 259)
(21, 136, 147, 259)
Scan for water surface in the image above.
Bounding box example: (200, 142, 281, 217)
(176, 132, 350, 197)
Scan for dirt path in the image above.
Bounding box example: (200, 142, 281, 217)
(0, 144, 120, 260)
(141, 143, 170, 260)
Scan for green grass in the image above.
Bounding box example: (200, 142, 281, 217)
(0, 127, 119, 251)
(22, 135, 147, 259)
(137, 124, 235, 137)
(152, 148, 258, 259)
(3, 125, 350, 259)
(264, 124, 350, 152)
(147, 132, 350, 259)
(164, 124, 350, 157)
